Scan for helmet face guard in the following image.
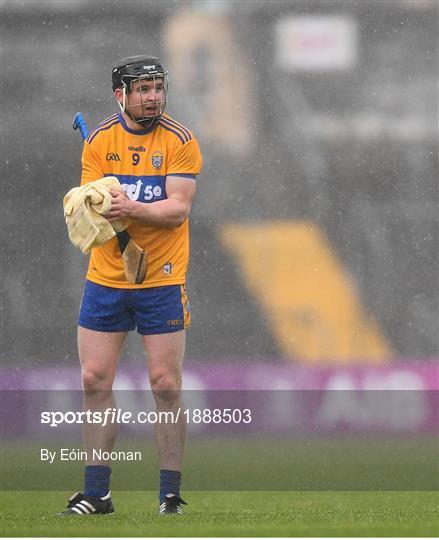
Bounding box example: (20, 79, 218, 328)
(112, 56, 169, 129)
(120, 73, 169, 129)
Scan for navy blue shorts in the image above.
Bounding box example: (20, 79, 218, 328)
(78, 280, 191, 335)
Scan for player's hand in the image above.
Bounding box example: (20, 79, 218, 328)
(105, 189, 134, 221)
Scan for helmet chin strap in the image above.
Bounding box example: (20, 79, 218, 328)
(116, 85, 130, 119)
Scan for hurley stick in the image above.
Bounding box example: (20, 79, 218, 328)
(73, 112, 147, 284)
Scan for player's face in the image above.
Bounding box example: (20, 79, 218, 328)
(126, 77, 166, 119)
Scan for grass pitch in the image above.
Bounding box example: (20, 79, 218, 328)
(1, 490, 438, 537)
(2, 437, 438, 536)
(3, 436, 438, 491)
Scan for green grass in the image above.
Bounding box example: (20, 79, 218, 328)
(2, 437, 438, 535)
(3, 436, 438, 490)
(1, 491, 438, 537)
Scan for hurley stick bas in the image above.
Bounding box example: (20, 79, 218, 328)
(73, 112, 147, 284)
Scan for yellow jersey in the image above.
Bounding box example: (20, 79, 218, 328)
(80, 112, 202, 288)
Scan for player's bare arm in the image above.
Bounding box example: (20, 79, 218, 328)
(106, 176, 196, 228)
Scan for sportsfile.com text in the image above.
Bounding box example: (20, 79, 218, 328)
(41, 408, 252, 427)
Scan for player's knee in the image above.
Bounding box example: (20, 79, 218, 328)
(150, 371, 181, 402)
(82, 369, 111, 390)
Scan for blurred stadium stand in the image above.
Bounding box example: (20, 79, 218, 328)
(1, 0, 437, 364)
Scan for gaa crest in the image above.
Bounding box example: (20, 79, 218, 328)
(152, 151, 164, 169)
